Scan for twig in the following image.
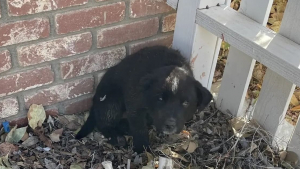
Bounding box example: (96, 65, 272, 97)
(127, 159, 130, 169)
(90, 151, 96, 168)
(227, 116, 248, 164)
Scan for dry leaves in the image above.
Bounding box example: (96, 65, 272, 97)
(49, 128, 63, 142)
(44, 158, 58, 169)
(230, 0, 241, 10)
(0, 143, 18, 156)
(267, 0, 288, 32)
(0, 101, 297, 168)
(33, 126, 52, 148)
(27, 104, 46, 130)
(5, 126, 27, 143)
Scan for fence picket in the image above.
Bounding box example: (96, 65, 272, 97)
(172, 0, 226, 89)
(216, 0, 273, 117)
(252, 0, 300, 151)
(279, 0, 300, 158)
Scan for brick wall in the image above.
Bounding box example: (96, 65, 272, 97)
(0, 0, 176, 124)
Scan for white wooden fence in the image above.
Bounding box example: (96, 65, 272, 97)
(167, 0, 300, 161)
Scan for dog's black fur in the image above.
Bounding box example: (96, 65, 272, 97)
(75, 46, 212, 153)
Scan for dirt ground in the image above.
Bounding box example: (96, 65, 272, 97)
(0, 102, 298, 169)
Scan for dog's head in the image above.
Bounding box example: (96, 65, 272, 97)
(140, 65, 212, 134)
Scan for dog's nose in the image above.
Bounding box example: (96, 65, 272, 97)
(165, 118, 176, 130)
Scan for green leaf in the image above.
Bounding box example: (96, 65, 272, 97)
(5, 126, 27, 143)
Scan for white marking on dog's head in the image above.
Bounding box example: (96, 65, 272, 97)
(171, 77, 179, 93)
(166, 76, 179, 94)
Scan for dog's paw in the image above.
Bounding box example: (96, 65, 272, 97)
(75, 133, 83, 140)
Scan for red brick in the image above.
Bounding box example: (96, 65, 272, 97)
(64, 97, 92, 114)
(130, 0, 173, 18)
(7, 0, 88, 16)
(129, 34, 173, 54)
(162, 13, 176, 32)
(55, 2, 125, 34)
(61, 47, 126, 79)
(18, 32, 92, 66)
(0, 50, 12, 73)
(24, 77, 94, 108)
(46, 108, 59, 118)
(0, 66, 54, 97)
(97, 18, 159, 48)
(0, 97, 18, 118)
(9, 117, 28, 128)
(0, 18, 49, 47)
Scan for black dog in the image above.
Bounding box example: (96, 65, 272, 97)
(75, 46, 212, 153)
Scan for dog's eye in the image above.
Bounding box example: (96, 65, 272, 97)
(182, 101, 189, 107)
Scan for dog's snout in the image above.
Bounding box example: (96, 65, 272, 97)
(165, 118, 176, 129)
(165, 124, 175, 130)
(162, 118, 177, 134)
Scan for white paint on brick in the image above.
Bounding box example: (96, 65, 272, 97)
(78, 47, 125, 76)
(0, 98, 18, 118)
(18, 32, 91, 66)
(91, 16, 100, 24)
(0, 78, 51, 98)
(24, 77, 93, 104)
(15, 74, 21, 88)
(8, 0, 31, 8)
(87, 52, 124, 73)
(35, 0, 52, 13)
(129, 6, 135, 18)
(48, 84, 75, 100)
(104, 11, 107, 24)
(0, 51, 12, 73)
(119, 9, 125, 17)
(52, 0, 58, 9)
(98, 33, 104, 42)
(0, 66, 53, 97)
(2, 18, 48, 46)
(9, 0, 59, 13)
(63, 64, 74, 79)
(62, 47, 126, 79)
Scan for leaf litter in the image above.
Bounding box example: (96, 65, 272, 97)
(0, 102, 298, 169)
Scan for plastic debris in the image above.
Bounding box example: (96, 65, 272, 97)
(158, 156, 173, 169)
(102, 161, 113, 169)
(2, 121, 10, 133)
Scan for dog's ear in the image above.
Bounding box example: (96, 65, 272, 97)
(194, 80, 212, 111)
